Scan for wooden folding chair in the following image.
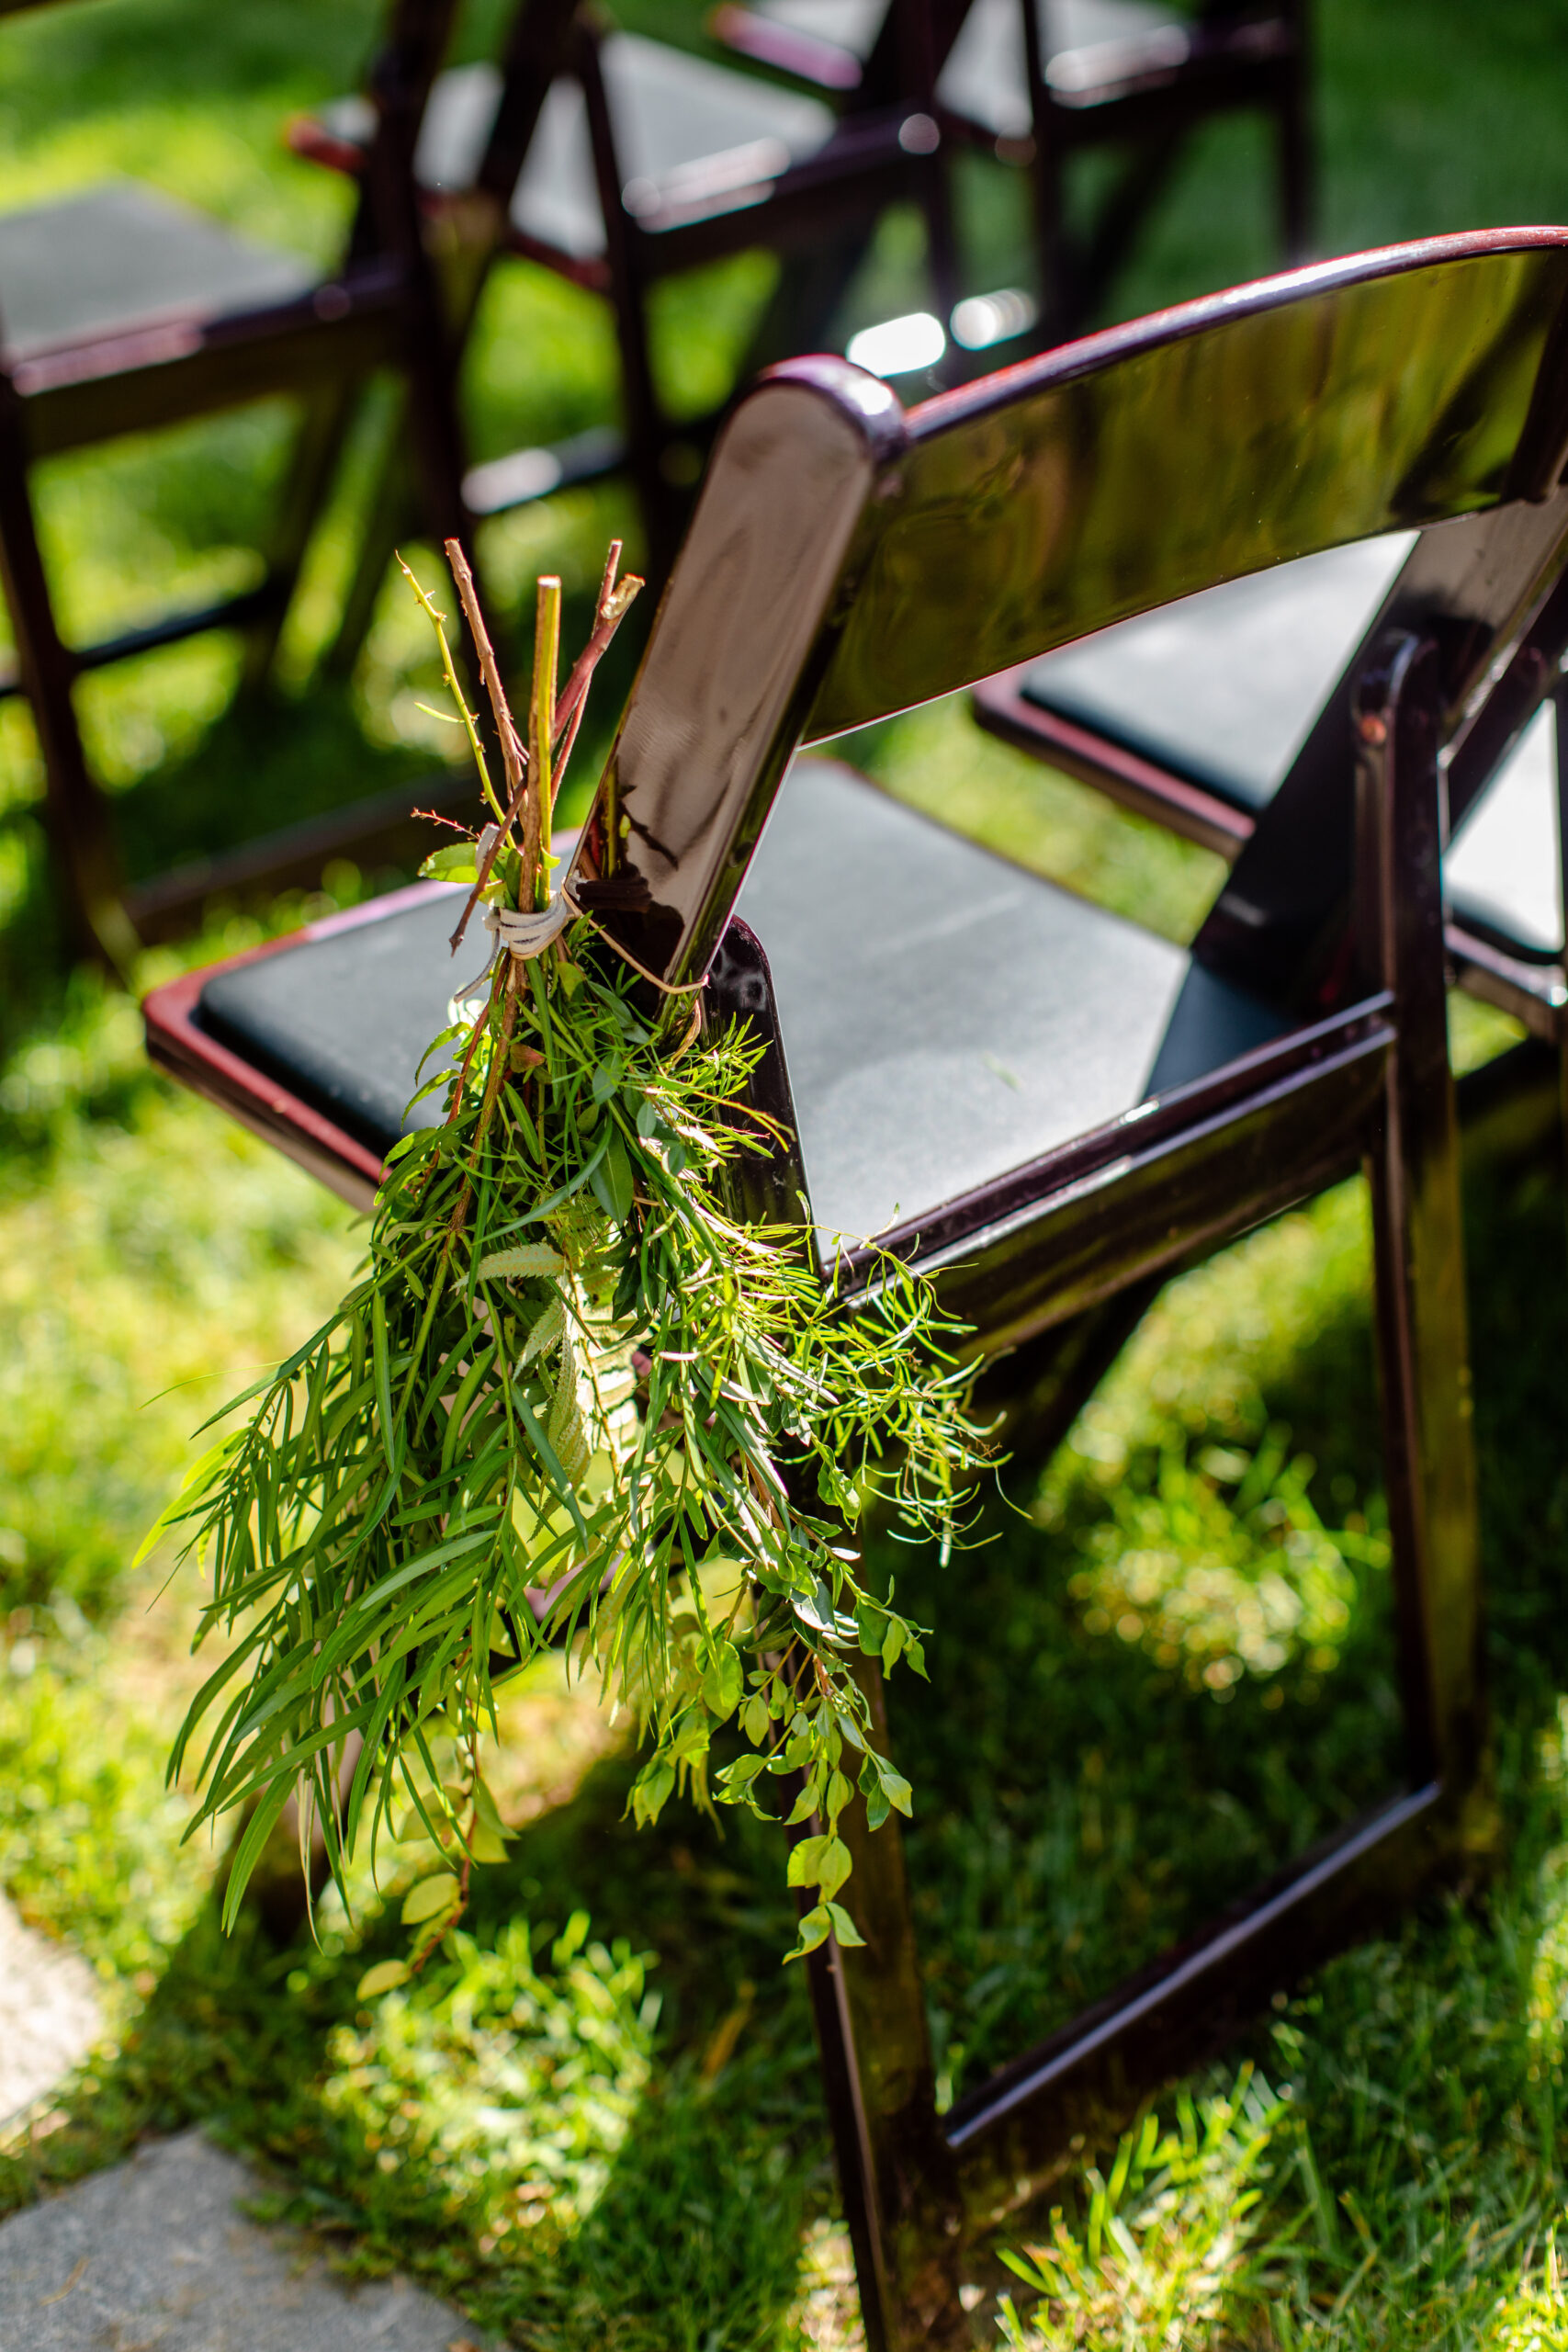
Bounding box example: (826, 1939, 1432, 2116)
(974, 512, 1568, 1152)
(714, 0, 1314, 337)
(145, 228, 1568, 2345)
(0, 0, 475, 965)
(291, 0, 962, 629)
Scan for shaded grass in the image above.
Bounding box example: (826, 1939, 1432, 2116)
(888, 1182, 1404, 2095)
(0, 1639, 841, 2350)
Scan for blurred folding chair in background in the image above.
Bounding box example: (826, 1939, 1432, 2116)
(0, 0, 477, 964)
(293, 0, 965, 646)
(975, 520, 1568, 1156)
(713, 0, 1313, 338)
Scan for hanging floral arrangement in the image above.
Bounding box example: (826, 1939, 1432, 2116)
(152, 542, 987, 1979)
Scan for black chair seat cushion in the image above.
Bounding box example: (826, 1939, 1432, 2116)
(199, 888, 474, 1159)
(744, 0, 1188, 134)
(941, 0, 1185, 139)
(197, 760, 1287, 1249)
(1020, 537, 1566, 960)
(733, 759, 1285, 1243)
(0, 186, 315, 367)
(321, 38, 834, 268)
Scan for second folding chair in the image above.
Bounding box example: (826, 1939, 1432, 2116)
(974, 511, 1568, 1147)
(293, 0, 963, 628)
(0, 0, 475, 964)
(714, 0, 1314, 337)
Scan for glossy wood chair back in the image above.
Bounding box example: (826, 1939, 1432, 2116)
(0, 0, 472, 965)
(574, 232, 1568, 991)
(555, 232, 1568, 2346)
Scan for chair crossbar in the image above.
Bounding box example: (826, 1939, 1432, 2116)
(0, 584, 278, 700)
(846, 1003, 1394, 1348)
(942, 1779, 1445, 2188)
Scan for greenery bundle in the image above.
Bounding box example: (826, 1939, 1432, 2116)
(155, 543, 987, 1977)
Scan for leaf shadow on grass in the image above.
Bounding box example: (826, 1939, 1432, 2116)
(1, 1748, 838, 2352)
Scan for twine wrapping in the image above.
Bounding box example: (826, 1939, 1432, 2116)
(467, 824, 703, 997)
(484, 887, 581, 958)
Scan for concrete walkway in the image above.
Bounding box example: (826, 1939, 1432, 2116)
(0, 2131, 491, 2350)
(0, 1895, 101, 2132)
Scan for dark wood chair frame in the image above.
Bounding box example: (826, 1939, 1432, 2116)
(714, 0, 1314, 341)
(0, 0, 477, 963)
(145, 230, 1568, 2345)
(292, 0, 966, 636)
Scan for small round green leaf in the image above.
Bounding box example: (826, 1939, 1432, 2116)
(356, 1958, 412, 1999)
(401, 1871, 460, 1925)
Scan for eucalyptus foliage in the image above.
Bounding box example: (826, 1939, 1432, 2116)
(158, 548, 986, 1970)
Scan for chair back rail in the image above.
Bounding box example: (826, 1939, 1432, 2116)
(570, 231, 1568, 1001)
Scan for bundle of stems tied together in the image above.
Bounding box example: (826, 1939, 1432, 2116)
(156, 539, 989, 1979)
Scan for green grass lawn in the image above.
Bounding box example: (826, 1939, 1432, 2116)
(1, 2, 1568, 2346)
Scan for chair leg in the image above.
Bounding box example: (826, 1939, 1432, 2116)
(327, 387, 484, 698)
(795, 1653, 968, 2352)
(745, 216, 877, 376)
(1030, 132, 1076, 346)
(714, 933, 968, 2350)
(575, 20, 684, 582)
(324, 402, 413, 683)
(1275, 0, 1315, 265)
(973, 1278, 1161, 1475)
(1358, 632, 1490, 1839)
(1555, 681, 1568, 1212)
(1276, 73, 1314, 262)
(1077, 129, 1186, 324)
(920, 151, 961, 342)
(611, 259, 681, 583)
(240, 373, 366, 696)
(0, 386, 135, 971)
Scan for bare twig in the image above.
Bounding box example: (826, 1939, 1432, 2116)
(524, 575, 562, 910)
(447, 541, 527, 808)
(550, 539, 643, 792)
(398, 557, 504, 830)
(445, 540, 530, 952)
(435, 540, 643, 955)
